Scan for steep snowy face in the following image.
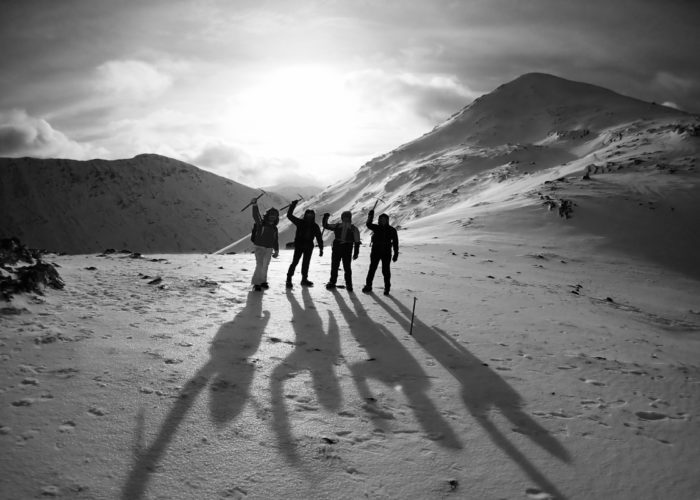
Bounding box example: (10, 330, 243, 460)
(371, 73, 688, 164)
(286, 73, 698, 251)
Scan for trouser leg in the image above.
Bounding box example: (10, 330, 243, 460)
(287, 247, 304, 278)
(366, 253, 380, 287)
(252, 246, 272, 285)
(329, 246, 341, 284)
(381, 253, 392, 290)
(300, 247, 313, 278)
(341, 245, 353, 288)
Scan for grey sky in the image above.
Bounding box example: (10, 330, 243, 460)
(1, 0, 697, 186)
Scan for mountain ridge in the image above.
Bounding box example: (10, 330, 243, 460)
(2, 73, 698, 272)
(0, 154, 286, 253)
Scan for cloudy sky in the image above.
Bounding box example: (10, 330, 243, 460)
(1, 0, 698, 187)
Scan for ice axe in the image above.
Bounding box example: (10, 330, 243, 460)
(371, 196, 385, 212)
(280, 194, 305, 211)
(240, 190, 266, 212)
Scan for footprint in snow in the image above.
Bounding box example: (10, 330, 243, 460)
(88, 406, 106, 416)
(526, 488, 555, 499)
(635, 411, 668, 421)
(579, 377, 606, 386)
(59, 421, 77, 433)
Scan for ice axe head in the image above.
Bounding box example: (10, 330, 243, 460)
(371, 196, 385, 211)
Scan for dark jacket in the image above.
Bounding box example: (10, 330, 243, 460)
(287, 205, 323, 250)
(367, 211, 399, 255)
(252, 205, 279, 252)
(322, 216, 361, 254)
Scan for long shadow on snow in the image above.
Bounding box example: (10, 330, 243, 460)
(331, 289, 462, 449)
(375, 295, 571, 499)
(270, 287, 343, 463)
(121, 291, 268, 500)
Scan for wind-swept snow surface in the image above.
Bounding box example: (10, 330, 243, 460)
(1, 230, 699, 499)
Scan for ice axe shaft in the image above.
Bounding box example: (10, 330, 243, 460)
(240, 190, 266, 212)
(409, 297, 417, 335)
(280, 194, 305, 211)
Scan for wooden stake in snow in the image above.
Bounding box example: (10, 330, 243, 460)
(409, 297, 417, 335)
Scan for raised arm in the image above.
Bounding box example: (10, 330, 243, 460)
(252, 200, 262, 224)
(287, 200, 301, 225)
(322, 213, 334, 230)
(366, 209, 379, 231)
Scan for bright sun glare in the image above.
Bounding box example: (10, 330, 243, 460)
(225, 67, 360, 157)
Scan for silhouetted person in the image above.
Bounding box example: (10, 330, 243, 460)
(250, 198, 279, 291)
(362, 209, 399, 295)
(285, 199, 323, 288)
(322, 210, 360, 292)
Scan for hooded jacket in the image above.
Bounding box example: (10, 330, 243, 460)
(366, 210, 399, 255)
(287, 204, 323, 249)
(252, 205, 279, 252)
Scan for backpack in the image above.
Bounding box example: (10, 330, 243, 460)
(250, 223, 260, 243)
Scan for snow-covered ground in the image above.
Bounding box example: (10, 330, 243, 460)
(2, 221, 699, 499)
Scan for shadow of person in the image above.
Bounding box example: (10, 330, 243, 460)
(376, 295, 571, 500)
(121, 291, 268, 500)
(271, 288, 342, 463)
(330, 290, 462, 449)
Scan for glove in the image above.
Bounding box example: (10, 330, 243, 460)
(319, 248, 324, 257)
(323, 213, 330, 219)
(368, 209, 374, 217)
(353, 251, 359, 260)
(272, 251, 279, 258)
(291, 199, 298, 206)
(251, 197, 258, 205)
(392, 252, 398, 262)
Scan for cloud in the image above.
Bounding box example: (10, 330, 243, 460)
(347, 69, 477, 125)
(187, 142, 304, 187)
(95, 60, 173, 101)
(0, 109, 105, 159)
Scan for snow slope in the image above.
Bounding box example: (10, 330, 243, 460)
(0, 154, 286, 254)
(1, 237, 699, 499)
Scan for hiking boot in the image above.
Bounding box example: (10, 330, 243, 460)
(300, 279, 314, 287)
(253, 285, 263, 291)
(261, 282, 270, 289)
(325, 283, 336, 290)
(285, 281, 293, 289)
(346, 286, 354, 293)
(383, 288, 390, 296)
(362, 285, 372, 294)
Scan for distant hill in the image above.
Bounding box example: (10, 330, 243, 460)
(0, 154, 286, 253)
(261, 184, 323, 203)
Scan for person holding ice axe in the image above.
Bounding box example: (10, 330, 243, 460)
(362, 198, 399, 296)
(285, 198, 323, 288)
(322, 210, 361, 292)
(249, 196, 279, 291)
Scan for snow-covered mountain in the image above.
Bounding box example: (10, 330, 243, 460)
(277, 73, 700, 278)
(0, 154, 286, 253)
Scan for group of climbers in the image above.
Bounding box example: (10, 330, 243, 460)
(247, 197, 399, 295)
